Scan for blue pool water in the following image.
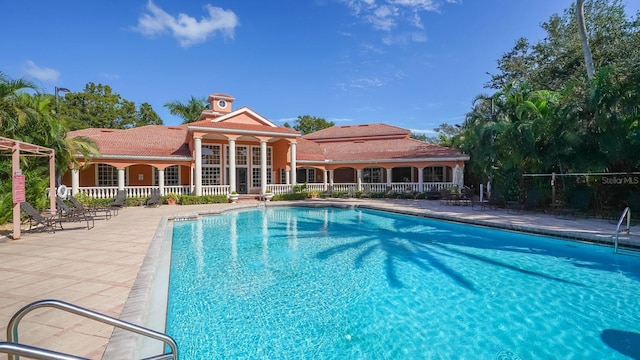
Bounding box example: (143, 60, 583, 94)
(167, 207, 640, 359)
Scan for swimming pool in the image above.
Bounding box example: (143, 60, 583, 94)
(167, 206, 640, 359)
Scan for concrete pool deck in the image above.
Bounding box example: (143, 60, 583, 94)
(0, 198, 637, 359)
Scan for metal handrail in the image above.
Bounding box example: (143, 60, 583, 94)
(6, 299, 178, 360)
(0, 342, 86, 360)
(614, 207, 631, 254)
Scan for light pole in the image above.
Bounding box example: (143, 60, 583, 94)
(54, 86, 70, 114)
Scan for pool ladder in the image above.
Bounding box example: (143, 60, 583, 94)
(0, 299, 178, 360)
(614, 207, 631, 254)
(257, 196, 268, 208)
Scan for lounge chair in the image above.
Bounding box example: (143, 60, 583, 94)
(400, 187, 416, 199)
(145, 189, 162, 207)
(68, 195, 112, 220)
(439, 188, 456, 205)
(384, 186, 397, 199)
(20, 201, 63, 233)
(55, 197, 95, 229)
(110, 190, 127, 209)
(424, 187, 441, 200)
(360, 185, 372, 198)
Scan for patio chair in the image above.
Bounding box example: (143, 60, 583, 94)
(424, 187, 441, 200)
(471, 194, 490, 211)
(145, 189, 162, 207)
(439, 188, 455, 205)
(110, 190, 127, 209)
(68, 195, 112, 220)
(400, 187, 416, 199)
(55, 196, 95, 229)
(384, 186, 397, 199)
(20, 201, 63, 233)
(360, 185, 372, 198)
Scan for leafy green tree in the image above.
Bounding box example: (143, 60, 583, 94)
(60, 82, 163, 130)
(487, 0, 639, 90)
(0, 72, 37, 133)
(288, 115, 334, 135)
(139, 102, 163, 125)
(164, 96, 208, 124)
(0, 76, 100, 222)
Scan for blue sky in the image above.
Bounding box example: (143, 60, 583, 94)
(2, 1, 639, 134)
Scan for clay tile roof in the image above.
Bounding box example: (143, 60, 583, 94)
(316, 137, 465, 161)
(296, 138, 325, 161)
(303, 123, 409, 141)
(68, 125, 191, 158)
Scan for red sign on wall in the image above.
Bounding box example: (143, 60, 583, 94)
(13, 174, 25, 203)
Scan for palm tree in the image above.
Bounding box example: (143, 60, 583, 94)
(15, 92, 100, 183)
(164, 96, 208, 124)
(576, 0, 595, 78)
(0, 72, 38, 134)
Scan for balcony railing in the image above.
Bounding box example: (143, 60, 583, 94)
(67, 182, 455, 199)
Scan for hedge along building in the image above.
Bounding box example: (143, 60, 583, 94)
(62, 93, 469, 198)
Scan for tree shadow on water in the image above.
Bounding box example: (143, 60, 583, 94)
(312, 212, 587, 290)
(601, 329, 640, 359)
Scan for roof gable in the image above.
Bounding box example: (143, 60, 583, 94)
(196, 106, 278, 127)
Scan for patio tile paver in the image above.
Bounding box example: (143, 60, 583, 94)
(0, 199, 637, 359)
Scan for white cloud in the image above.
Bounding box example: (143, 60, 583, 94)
(134, 1, 239, 47)
(339, 0, 456, 42)
(350, 77, 385, 88)
(382, 31, 427, 45)
(100, 72, 121, 80)
(23, 61, 60, 83)
(410, 128, 438, 134)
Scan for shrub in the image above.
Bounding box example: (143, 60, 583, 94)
(272, 193, 307, 201)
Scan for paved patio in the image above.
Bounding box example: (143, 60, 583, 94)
(0, 199, 637, 359)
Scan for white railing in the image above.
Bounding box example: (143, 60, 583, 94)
(72, 182, 457, 199)
(164, 185, 193, 196)
(77, 187, 121, 199)
(267, 184, 294, 194)
(201, 185, 230, 196)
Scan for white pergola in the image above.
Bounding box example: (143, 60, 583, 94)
(0, 136, 56, 240)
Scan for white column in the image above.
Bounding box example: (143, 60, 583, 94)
(194, 137, 202, 196)
(260, 140, 267, 195)
(285, 170, 290, 185)
(118, 168, 125, 191)
(322, 169, 328, 188)
(418, 167, 424, 192)
(386, 168, 392, 185)
(71, 169, 79, 195)
(290, 142, 297, 185)
(329, 170, 334, 186)
(158, 169, 165, 195)
(356, 169, 362, 191)
(229, 139, 236, 193)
